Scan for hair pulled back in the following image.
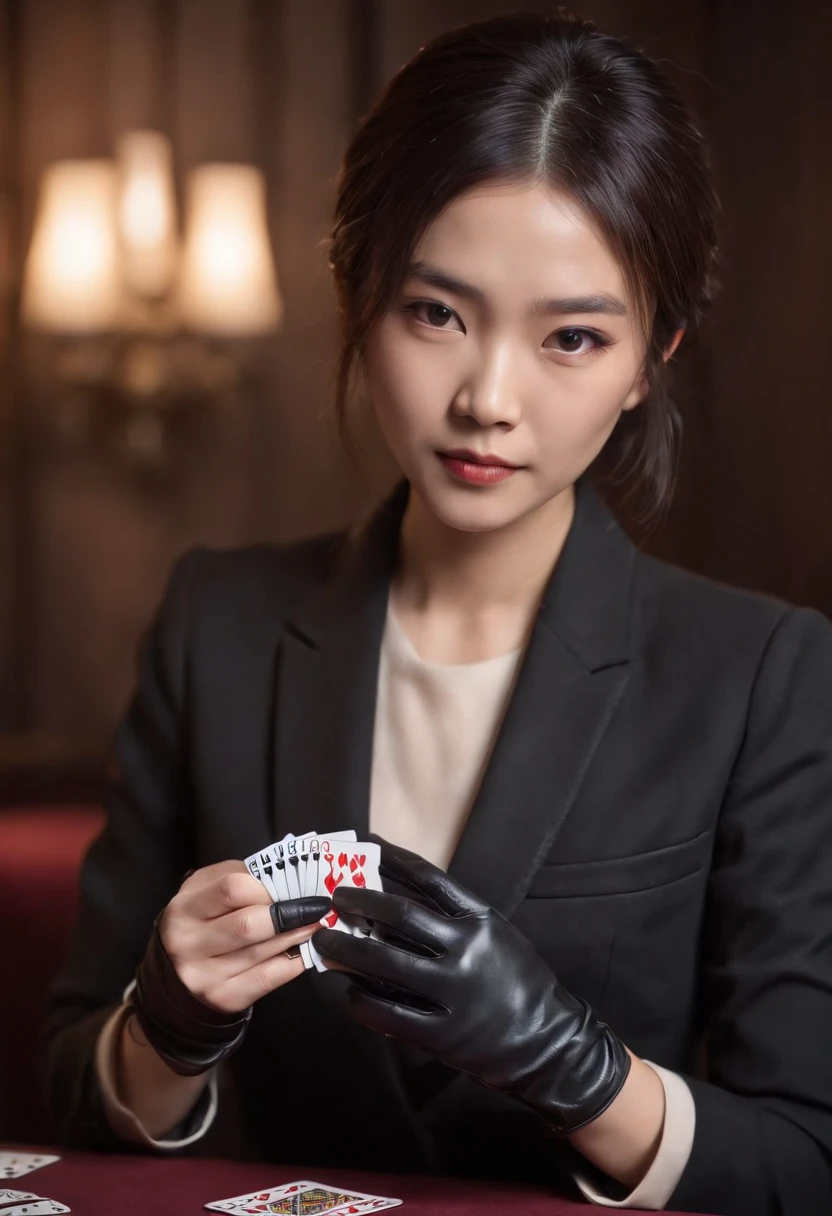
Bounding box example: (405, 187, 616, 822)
(326, 8, 721, 518)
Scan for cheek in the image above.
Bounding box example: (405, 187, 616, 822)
(534, 372, 628, 445)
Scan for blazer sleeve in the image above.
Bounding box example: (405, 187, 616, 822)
(39, 549, 204, 1152)
(666, 605, 832, 1216)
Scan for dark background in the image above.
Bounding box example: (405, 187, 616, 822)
(0, 0, 830, 800)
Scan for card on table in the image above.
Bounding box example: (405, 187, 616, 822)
(1, 1202, 70, 1215)
(0, 1157, 59, 1182)
(204, 1179, 401, 1214)
(0, 1190, 40, 1205)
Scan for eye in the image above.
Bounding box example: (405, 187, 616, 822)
(548, 328, 612, 357)
(402, 299, 463, 331)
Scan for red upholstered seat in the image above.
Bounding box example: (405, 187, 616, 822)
(0, 806, 105, 1144)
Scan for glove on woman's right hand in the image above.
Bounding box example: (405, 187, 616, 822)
(130, 861, 331, 1076)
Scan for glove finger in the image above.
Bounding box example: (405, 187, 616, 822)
(315, 927, 439, 998)
(374, 837, 486, 918)
(333, 887, 449, 955)
(269, 896, 332, 935)
(345, 979, 445, 1039)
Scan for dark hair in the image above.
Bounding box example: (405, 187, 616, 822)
(326, 8, 721, 521)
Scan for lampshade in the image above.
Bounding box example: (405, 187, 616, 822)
(117, 130, 177, 300)
(22, 160, 123, 332)
(178, 163, 282, 336)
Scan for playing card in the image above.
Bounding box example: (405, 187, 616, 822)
(278, 832, 319, 967)
(259, 850, 281, 903)
(302, 830, 358, 887)
(0, 1157, 59, 1181)
(285, 830, 338, 894)
(317, 842, 381, 927)
(288, 830, 359, 970)
(0, 1190, 40, 1204)
(204, 1179, 401, 1215)
(1, 1202, 70, 1215)
(277, 838, 304, 902)
(244, 849, 278, 903)
(204, 1180, 314, 1212)
(298, 837, 320, 901)
(329, 1199, 402, 1214)
(245, 839, 308, 965)
(310, 841, 382, 971)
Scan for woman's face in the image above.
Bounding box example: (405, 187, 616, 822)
(363, 181, 673, 536)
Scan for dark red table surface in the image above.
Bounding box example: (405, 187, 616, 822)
(0, 1145, 711, 1215)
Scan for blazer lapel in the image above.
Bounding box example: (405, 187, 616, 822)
(272, 480, 408, 842)
(447, 478, 637, 920)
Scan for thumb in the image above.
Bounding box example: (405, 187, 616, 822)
(269, 896, 332, 934)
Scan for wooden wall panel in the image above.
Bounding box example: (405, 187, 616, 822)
(699, 0, 832, 611)
(248, 0, 384, 543)
(107, 0, 167, 137)
(176, 0, 254, 165)
(6, 0, 363, 752)
(16, 0, 112, 746)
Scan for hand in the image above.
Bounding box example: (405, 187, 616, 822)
(131, 861, 331, 1075)
(314, 840, 630, 1135)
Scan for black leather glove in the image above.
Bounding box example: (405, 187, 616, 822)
(314, 840, 630, 1135)
(131, 895, 331, 1076)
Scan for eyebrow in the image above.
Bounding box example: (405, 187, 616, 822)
(404, 261, 628, 317)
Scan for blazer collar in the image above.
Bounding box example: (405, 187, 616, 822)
(286, 475, 636, 672)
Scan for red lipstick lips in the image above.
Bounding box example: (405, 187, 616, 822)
(437, 449, 519, 485)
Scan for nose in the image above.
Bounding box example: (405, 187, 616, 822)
(450, 341, 522, 429)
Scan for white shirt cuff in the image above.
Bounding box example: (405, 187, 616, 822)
(572, 1060, 696, 1208)
(94, 984, 218, 1150)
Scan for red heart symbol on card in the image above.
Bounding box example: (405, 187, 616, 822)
(325, 870, 345, 896)
(353, 872, 367, 888)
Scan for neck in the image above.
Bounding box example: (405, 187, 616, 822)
(394, 483, 576, 619)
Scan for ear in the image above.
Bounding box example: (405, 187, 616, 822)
(664, 327, 685, 361)
(620, 327, 686, 413)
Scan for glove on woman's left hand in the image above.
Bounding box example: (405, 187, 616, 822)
(314, 838, 631, 1135)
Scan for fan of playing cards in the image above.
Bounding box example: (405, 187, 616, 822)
(244, 832, 382, 973)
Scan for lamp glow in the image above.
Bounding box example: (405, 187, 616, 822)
(22, 160, 123, 332)
(178, 164, 282, 336)
(117, 130, 177, 299)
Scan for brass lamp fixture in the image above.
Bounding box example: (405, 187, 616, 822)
(21, 131, 282, 472)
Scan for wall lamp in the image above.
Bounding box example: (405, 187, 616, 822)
(21, 131, 282, 473)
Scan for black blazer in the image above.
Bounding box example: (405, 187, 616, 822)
(42, 478, 832, 1216)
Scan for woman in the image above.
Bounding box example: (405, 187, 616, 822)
(41, 11, 832, 1215)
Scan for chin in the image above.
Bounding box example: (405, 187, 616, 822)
(416, 474, 538, 535)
